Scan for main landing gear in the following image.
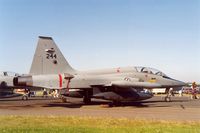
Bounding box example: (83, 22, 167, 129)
(109, 101, 122, 107)
(83, 90, 92, 104)
(61, 96, 67, 103)
(164, 95, 171, 102)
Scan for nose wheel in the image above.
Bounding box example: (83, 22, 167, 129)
(22, 95, 28, 100)
(164, 96, 171, 102)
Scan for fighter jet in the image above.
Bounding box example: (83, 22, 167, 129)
(13, 36, 186, 104)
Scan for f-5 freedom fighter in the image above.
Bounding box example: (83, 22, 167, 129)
(13, 36, 185, 103)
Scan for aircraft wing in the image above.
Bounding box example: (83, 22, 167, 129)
(89, 76, 162, 88)
(110, 80, 162, 88)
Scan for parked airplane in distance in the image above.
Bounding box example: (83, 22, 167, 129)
(0, 71, 22, 98)
(13, 36, 186, 104)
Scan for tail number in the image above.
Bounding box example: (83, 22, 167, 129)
(46, 53, 57, 59)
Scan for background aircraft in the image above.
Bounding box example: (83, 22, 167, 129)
(0, 71, 42, 99)
(0, 71, 22, 98)
(13, 36, 186, 104)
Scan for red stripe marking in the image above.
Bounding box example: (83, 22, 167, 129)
(59, 74, 62, 88)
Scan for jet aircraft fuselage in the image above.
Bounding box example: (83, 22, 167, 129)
(13, 36, 186, 103)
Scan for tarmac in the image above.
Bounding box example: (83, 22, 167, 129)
(0, 95, 200, 121)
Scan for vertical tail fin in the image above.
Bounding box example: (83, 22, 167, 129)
(29, 36, 75, 75)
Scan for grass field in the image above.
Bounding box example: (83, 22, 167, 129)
(0, 116, 199, 133)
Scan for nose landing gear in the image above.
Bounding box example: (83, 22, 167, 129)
(164, 88, 173, 102)
(164, 95, 171, 102)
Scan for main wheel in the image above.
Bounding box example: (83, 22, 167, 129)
(112, 100, 122, 106)
(165, 96, 171, 102)
(83, 96, 91, 104)
(61, 96, 67, 103)
(22, 95, 28, 100)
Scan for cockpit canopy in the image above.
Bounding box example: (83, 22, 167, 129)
(134, 66, 167, 77)
(0, 71, 19, 77)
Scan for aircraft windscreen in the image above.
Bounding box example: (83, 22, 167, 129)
(0, 71, 19, 77)
(135, 67, 167, 76)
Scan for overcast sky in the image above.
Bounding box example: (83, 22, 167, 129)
(0, 0, 199, 83)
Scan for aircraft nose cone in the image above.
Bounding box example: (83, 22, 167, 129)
(174, 80, 186, 87)
(181, 81, 187, 86)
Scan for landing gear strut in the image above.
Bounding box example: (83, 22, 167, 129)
(164, 88, 172, 102)
(164, 95, 171, 102)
